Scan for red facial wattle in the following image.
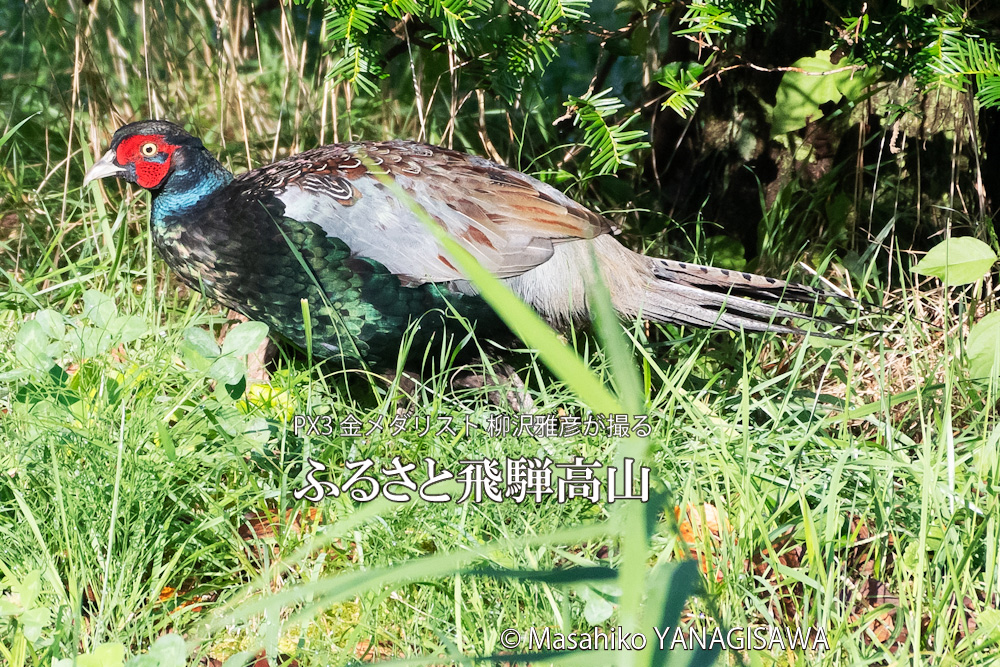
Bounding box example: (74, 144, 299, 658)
(115, 134, 177, 189)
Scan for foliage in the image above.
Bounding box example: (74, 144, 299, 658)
(0, 570, 53, 667)
(660, 2, 1000, 123)
(655, 61, 706, 118)
(841, 6, 1000, 108)
(966, 311, 1000, 380)
(181, 321, 270, 389)
(9, 291, 148, 381)
(318, 0, 589, 101)
(565, 88, 650, 175)
(912, 237, 998, 287)
(769, 50, 870, 136)
(312, 0, 649, 179)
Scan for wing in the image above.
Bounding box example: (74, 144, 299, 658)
(236, 140, 613, 284)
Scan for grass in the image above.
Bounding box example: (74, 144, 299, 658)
(2, 0, 1000, 666)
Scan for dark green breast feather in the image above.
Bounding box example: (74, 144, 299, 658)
(151, 175, 499, 367)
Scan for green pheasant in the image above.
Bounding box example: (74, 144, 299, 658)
(85, 120, 841, 366)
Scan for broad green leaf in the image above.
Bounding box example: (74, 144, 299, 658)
(13, 570, 43, 609)
(124, 633, 187, 667)
(108, 314, 149, 344)
(704, 235, 746, 271)
(578, 585, 615, 625)
(221, 321, 269, 357)
(835, 66, 875, 102)
(183, 326, 221, 359)
(34, 309, 65, 340)
(913, 237, 997, 286)
(74, 328, 114, 357)
(181, 327, 220, 374)
(978, 608, 1000, 643)
(14, 320, 52, 372)
(20, 606, 51, 642)
(825, 192, 853, 230)
(209, 356, 246, 386)
(82, 289, 117, 327)
(772, 50, 855, 135)
(967, 311, 1000, 379)
(208, 404, 248, 437)
(77, 643, 126, 667)
(220, 652, 256, 667)
(243, 417, 271, 444)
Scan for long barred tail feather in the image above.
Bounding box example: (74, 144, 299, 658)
(641, 258, 859, 336)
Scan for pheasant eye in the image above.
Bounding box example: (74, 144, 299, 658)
(140, 142, 158, 157)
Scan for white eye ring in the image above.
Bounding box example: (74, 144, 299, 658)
(140, 142, 158, 157)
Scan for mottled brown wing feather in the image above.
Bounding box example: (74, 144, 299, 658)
(246, 140, 613, 283)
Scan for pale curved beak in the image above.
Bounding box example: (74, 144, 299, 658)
(83, 149, 125, 187)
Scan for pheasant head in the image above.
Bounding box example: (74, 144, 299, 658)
(84, 120, 233, 221)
